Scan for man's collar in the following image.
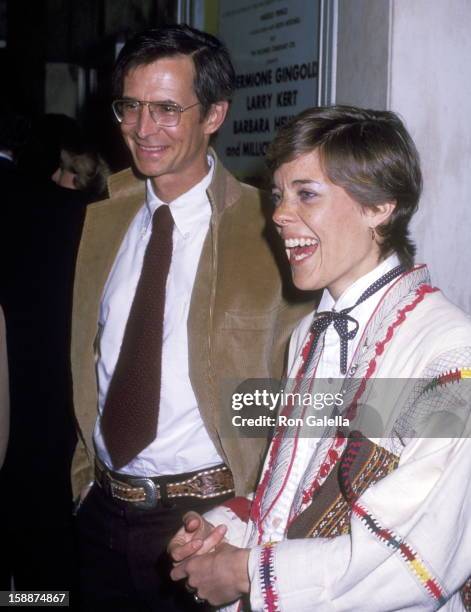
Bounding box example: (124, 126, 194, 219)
(145, 156, 214, 235)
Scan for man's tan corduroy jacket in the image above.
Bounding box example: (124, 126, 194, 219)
(70, 152, 312, 497)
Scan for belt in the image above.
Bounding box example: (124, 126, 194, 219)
(95, 459, 235, 509)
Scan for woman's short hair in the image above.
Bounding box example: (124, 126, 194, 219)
(266, 105, 422, 269)
(60, 149, 109, 198)
(112, 25, 236, 118)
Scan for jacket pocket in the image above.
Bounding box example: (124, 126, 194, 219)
(223, 308, 279, 331)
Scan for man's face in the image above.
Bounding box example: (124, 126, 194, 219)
(120, 55, 222, 200)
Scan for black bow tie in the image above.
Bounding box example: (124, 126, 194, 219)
(310, 264, 405, 375)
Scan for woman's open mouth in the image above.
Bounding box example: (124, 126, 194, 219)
(284, 237, 319, 263)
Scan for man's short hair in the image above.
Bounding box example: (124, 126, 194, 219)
(266, 105, 423, 269)
(112, 24, 236, 117)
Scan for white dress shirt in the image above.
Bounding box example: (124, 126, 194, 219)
(94, 157, 224, 476)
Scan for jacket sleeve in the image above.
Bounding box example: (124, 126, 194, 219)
(248, 436, 471, 611)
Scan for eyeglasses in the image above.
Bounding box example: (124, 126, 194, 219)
(112, 99, 200, 127)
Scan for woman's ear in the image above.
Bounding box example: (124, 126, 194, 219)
(203, 101, 230, 136)
(366, 201, 396, 229)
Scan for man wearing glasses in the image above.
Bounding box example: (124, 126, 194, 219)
(71, 25, 307, 611)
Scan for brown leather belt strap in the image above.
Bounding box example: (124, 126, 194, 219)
(94, 459, 235, 509)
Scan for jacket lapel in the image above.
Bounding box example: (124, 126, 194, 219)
(187, 153, 241, 460)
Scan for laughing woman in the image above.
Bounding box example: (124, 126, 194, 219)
(169, 106, 471, 611)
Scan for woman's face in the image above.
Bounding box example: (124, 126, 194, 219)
(272, 150, 392, 300)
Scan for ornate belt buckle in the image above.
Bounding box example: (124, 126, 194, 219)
(131, 478, 159, 509)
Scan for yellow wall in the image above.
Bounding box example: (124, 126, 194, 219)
(203, 0, 219, 35)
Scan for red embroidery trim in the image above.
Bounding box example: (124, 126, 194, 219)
(297, 432, 345, 510)
(345, 284, 438, 420)
(222, 497, 252, 522)
(260, 543, 280, 612)
(251, 332, 318, 535)
(438, 370, 462, 384)
(338, 432, 364, 504)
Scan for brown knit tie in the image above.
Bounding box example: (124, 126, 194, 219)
(101, 204, 174, 469)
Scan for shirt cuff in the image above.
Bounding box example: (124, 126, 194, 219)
(203, 504, 248, 548)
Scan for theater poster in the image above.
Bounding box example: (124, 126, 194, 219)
(216, 0, 322, 180)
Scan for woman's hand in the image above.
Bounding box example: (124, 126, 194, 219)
(168, 511, 222, 563)
(170, 541, 250, 607)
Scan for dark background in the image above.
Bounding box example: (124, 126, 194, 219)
(0, 0, 182, 170)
